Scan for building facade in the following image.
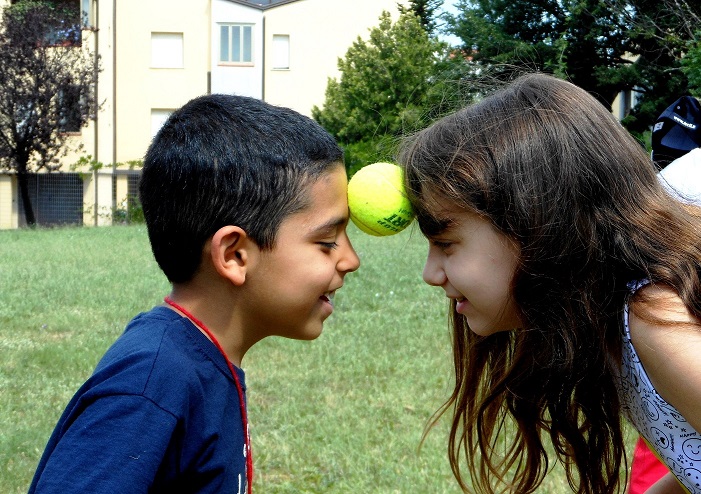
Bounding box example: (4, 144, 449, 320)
(0, 0, 404, 228)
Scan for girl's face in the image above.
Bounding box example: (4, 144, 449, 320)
(421, 208, 523, 336)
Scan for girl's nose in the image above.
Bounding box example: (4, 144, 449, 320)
(422, 247, 446, 287)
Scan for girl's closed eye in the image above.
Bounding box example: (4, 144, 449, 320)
(430, 239, 453, 250)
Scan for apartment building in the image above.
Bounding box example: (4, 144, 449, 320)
(0, 0, 404, 228)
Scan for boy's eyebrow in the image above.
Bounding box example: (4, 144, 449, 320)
(309, 216, 347, 235)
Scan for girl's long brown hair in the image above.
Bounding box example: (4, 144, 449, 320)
(399, 73, 701, 493)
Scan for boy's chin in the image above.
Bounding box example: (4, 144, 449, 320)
(297, 326, 325, 341)
(276, 323, 325, 341)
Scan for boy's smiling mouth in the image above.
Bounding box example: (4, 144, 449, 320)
(320, 291, 335, 306)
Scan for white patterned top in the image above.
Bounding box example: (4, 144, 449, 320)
(619, 281, 700, 494)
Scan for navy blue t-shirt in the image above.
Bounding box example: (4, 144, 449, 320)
(29, 306, 248, 493)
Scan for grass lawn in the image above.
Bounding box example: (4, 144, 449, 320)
(0, 224, 634, 492)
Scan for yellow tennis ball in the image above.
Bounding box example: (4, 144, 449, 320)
(347, 162, 414, 236)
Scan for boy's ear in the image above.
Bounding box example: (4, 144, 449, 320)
(209, 226, 256, 286)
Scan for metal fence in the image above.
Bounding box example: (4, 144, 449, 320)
(13, 171, 143, 228)
(17, 173, 84, 227)
(113, 170, 143, 224)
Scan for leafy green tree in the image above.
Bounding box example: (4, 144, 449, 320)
(682, 36, 701, 96)
(313, 11, 445, 147)
(397, 0, 443, 36)
(559, 0, 639, 108)
(0, 0, 100, 226)
(445, 0, 701, 133)
(446, 0, 635, 109)
(612, 0, 701, 135)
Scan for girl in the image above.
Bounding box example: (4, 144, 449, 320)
(398, 73, 701, 494)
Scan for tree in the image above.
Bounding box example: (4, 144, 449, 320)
(605, 0, 701, 135)
(446, 0, 636, 109)
(0, 0, 100, 226)
(397, 0, 443, 36)
(312, 11, 445, 146)
(682, 37, 701, 96)
(445, 0, 701, 133)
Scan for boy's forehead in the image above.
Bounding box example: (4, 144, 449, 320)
(282, 164, 343, 209)
(281, 165, 349, 232)
(301, 161, 344, 192)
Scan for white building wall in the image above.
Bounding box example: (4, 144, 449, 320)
(263, 0, 405, 116)
(0, 175, 18, 229)
(115, 0, 211, 165)
(0, 0, 411, 228)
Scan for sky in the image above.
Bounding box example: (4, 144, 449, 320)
(441, 0, 459, 15)
(438, 0, 461, 45)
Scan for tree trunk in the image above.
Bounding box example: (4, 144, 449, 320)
(16, 170, 36, 227)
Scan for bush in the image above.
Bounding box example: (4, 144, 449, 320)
(342, 136, 400, 177)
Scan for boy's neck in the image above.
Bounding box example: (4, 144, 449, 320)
(166, 284, 250, 367)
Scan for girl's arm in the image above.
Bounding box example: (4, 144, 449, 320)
(644, 472, 689, 494)
(628, 283, 701, 433)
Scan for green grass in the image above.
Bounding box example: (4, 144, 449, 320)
(0, 224, 633, 492)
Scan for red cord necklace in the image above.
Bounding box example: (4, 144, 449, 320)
(163, 296, 253, 493)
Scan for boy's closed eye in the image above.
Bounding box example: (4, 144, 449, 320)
(309, 216, 348, 251)
(318, 241, 339, 250)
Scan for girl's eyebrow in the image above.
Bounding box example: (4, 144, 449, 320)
(419, 213, 454, 237)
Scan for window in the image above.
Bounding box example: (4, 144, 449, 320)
(81, 0, 93, 28)
(617, 88, 642, 120)
(58, 86, 82, 133)
(151, 33, 184, 69)
(151, 109, 173, 138)
(272, 34, 289, 69)
(18, 0, 82, 47)
(220, 24, 252, 64)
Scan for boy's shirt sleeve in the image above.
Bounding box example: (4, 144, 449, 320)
(30, 393, 177, 493)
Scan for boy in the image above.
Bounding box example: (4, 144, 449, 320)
(29, 94, 360, 493)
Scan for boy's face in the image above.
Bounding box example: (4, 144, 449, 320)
(241, 164, 360, 340)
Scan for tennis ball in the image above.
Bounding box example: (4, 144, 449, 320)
(347, 162, 414, 236)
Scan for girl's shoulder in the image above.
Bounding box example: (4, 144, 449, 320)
(629, 283, 696, 326)
(628, 283, 701, 433)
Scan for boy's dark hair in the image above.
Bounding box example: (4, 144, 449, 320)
(140, 94, 343, 283)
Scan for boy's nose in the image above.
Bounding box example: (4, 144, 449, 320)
(340, 240, 360, 274)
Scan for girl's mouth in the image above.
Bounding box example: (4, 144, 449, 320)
(455, 297, 469, 314)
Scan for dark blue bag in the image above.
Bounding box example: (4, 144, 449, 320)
(651, 95, 701, 168)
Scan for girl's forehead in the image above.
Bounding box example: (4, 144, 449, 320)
(420, 185, 452, 209)
(420, 186, 472, 218)
(415, 188, 473, 236)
